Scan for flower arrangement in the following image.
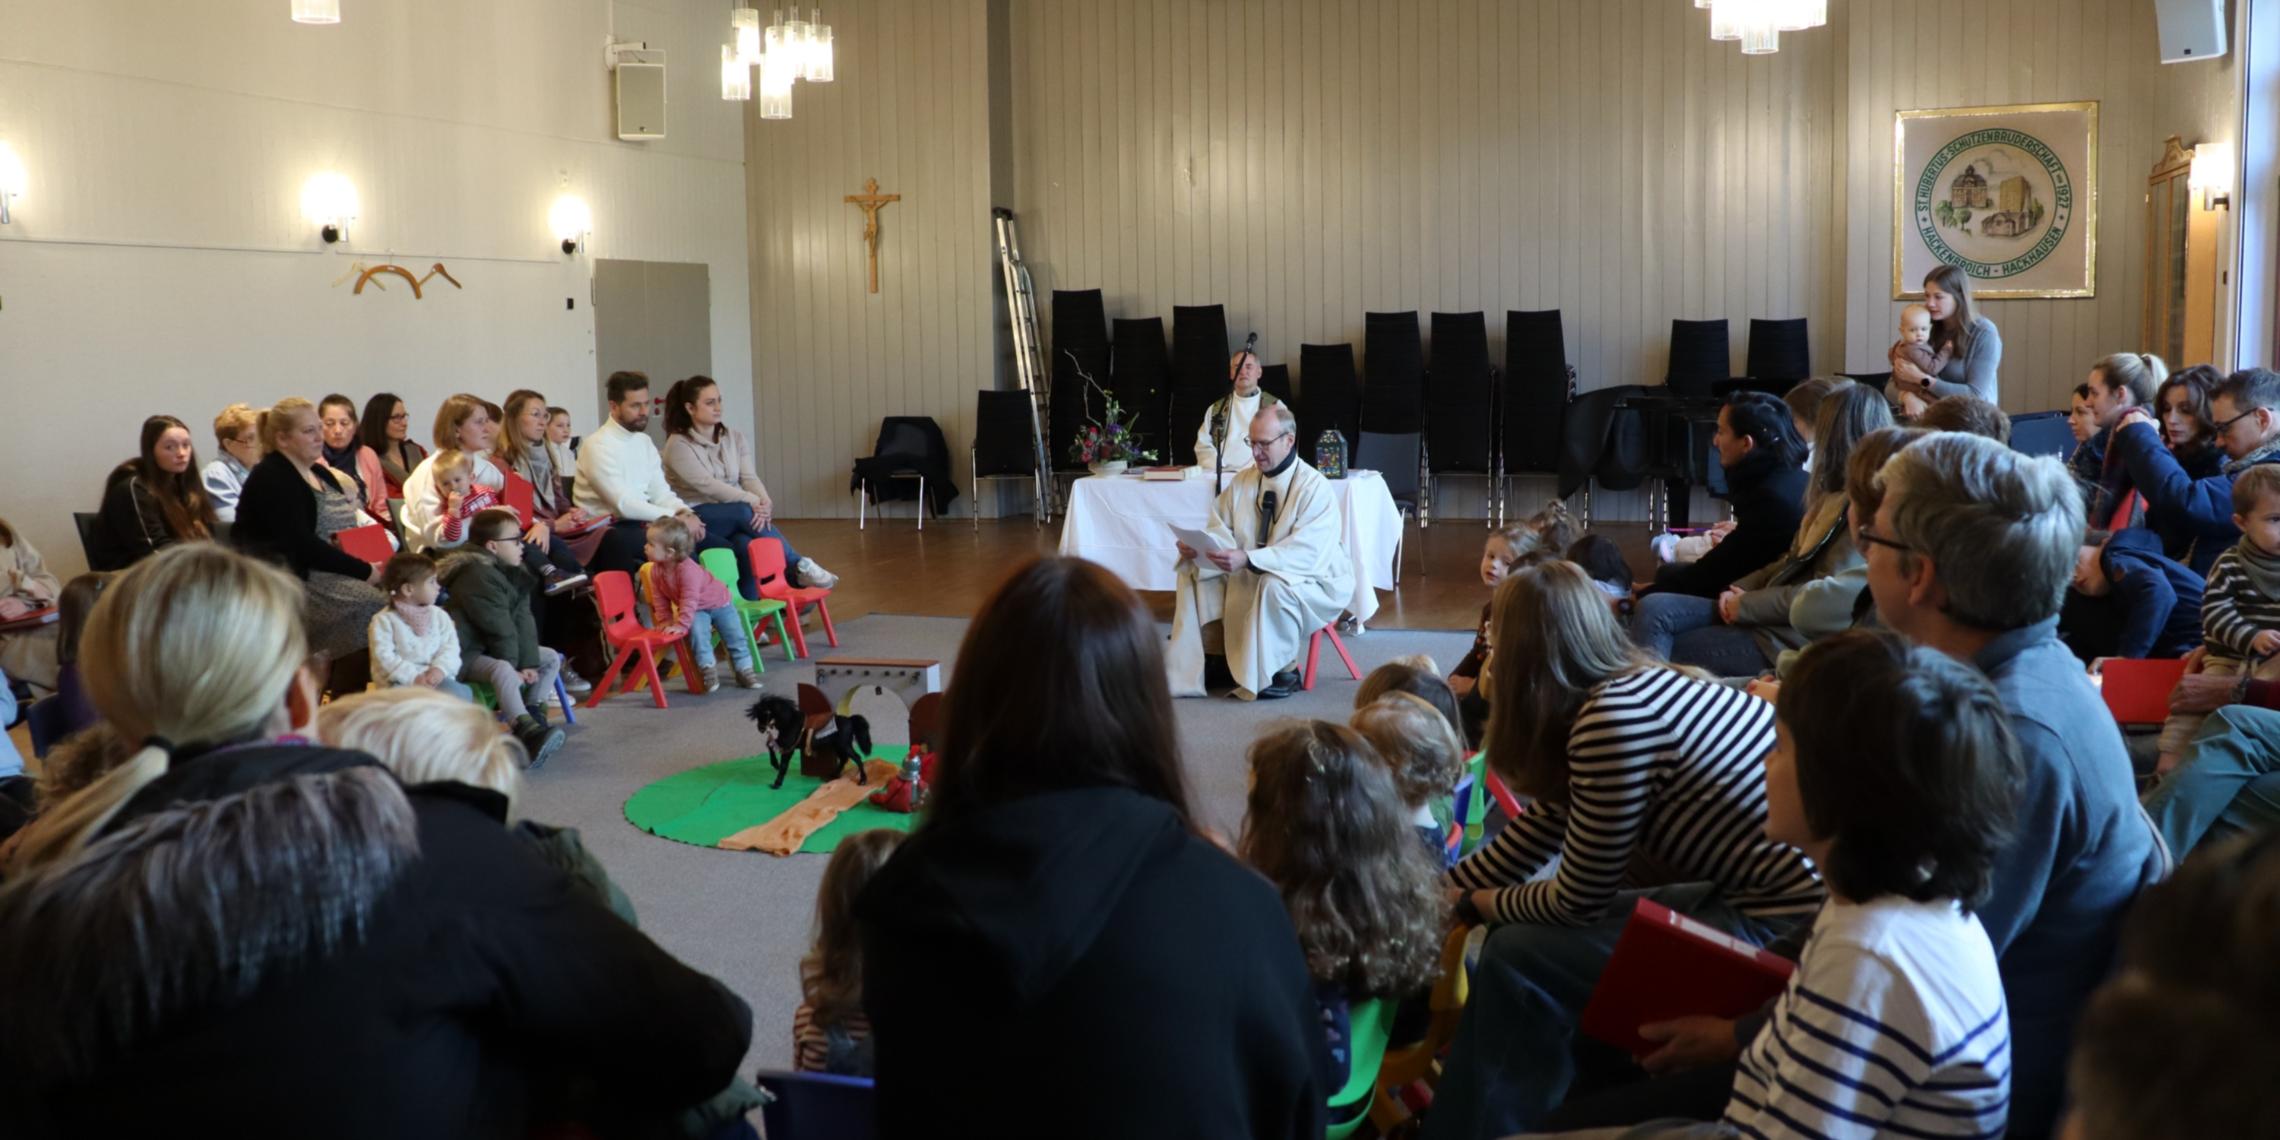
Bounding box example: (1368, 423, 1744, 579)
(1066, 353, 1151, 468)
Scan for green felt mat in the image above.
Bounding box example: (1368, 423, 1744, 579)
(623, 747, 917, 854)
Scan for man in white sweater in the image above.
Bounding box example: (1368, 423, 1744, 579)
(576, 371, 709, 577)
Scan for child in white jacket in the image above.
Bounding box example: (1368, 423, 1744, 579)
(368, 551, 470, 701)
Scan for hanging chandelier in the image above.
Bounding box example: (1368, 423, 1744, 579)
(1702, 0, 1826, 55)
(722, 3, 835, 113)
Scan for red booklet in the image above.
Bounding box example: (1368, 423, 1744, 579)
(1578, 899, 1798, 1057)
(0, 606, 57, 633)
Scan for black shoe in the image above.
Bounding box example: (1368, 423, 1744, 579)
(514, 716, 567, 769)
(1254, 669, 1302, 700)
(542, 568, 591, 596)
(1203, 654, 1236, 692)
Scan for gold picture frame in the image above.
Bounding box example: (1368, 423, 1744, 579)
(1893, 101, 2099, 300)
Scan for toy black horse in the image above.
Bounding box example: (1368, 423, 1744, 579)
(746, 695, 873, 789)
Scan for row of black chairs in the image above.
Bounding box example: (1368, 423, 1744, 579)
(1035, 292, 1817, 527)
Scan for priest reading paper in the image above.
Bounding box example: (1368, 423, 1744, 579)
(1168, 405, 1354, 700)
(1192, 351, 1286, 473)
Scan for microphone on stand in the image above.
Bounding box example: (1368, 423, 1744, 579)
(1217, 332, 1260, 496)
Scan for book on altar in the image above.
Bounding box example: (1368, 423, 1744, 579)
(1578, 899, 1797, 1057)
(0, 606, 57, 633)
(1167, 524, 1231, 554)
(1142, 466, 1189, 482)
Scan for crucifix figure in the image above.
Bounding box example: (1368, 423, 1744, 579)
(844, 177, 901, 294)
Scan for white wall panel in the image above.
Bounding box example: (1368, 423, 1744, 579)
(0, 0, 751, 573)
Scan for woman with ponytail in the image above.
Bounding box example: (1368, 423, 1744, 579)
(0, 543, 752, 1138)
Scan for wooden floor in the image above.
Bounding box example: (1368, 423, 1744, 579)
(784, 515, 1655, 631)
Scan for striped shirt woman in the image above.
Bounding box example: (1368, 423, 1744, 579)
(1448, 667, 1823, 927)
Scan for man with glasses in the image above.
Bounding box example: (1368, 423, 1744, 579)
(2110, 367, 2280, 575)
(1866, 432, 2167, 1140)
(1192, 350, 1285, 475)
(1167, 404, 1352, 701)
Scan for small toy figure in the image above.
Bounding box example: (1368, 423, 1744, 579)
(868, 751, 924, 813)
(745, 694, 807, 790)
(802, 709, 874, 784)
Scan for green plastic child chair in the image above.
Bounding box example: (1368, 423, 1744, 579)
(1326, 996, 1395, 1140)
(1460, 750, 1490, 856)
(699, 547, 794, 668)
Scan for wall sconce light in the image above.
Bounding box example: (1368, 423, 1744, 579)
(0, 142, 25, 225)
(291, 0, 341, 24)
(301, 172, 359, 243)
(549, 194, 593, 255)
(2191, 141, 2234, 210)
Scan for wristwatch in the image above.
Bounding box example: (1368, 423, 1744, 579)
(1453, 892, 1486, 927)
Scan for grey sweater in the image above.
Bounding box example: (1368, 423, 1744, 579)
(1925, 315, 2002, 403)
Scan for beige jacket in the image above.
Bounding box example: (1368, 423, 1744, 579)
(1730, 491, 1859, 658)
(662, 428, 770, 509)
(1, 534, 61, 606)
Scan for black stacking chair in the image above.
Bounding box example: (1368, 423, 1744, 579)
(1170, 305, 1232, 465)
(852, 417, 957, 531)
(1110, 316, 1172, 462)
(1047, 290, 1109, 463)
(1503, 309, 1576, 519)
(1725, 318, 1811, 398)
(971, 389, 1047, 529)
(1260, 362, 1296, 409)
(1361, 311, 1427, 434)
(1425, 311, 1499, 527)
(1625, 319, 1733, 528)
(72, 512, 108, 571)
(1298, 343, 1362, 464)
(1354, 430, 1421, 582)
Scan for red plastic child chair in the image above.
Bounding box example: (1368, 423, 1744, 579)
(748, 536, 837, 657)
(1302, 622, 1362, 690)
(584, 570, 701, 709)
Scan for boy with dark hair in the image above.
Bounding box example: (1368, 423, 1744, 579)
(438, 507, 568, 766)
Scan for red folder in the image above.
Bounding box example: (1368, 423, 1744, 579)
(1579, 899, 1797, 1057)
(0, 605, 57, 633)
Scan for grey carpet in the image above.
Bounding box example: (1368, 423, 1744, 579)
(516, 613, 1475, 1073)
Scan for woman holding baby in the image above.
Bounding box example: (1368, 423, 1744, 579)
(1890, 264, 2003, 410)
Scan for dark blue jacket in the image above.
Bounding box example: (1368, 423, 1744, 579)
(1971, 620, 2169, 1139)
(2101, 528, 2204, 658)
(2109, 421, 2278, 575)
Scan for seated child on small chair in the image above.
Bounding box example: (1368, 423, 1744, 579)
(1241, 721, 1445, 1093)
(644, 516, 760, 693)
(794, 828, 907, 1076)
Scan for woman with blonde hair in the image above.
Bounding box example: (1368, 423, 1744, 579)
(1421, 561, 1823, 1140)
(230, 396, 389, 661)
(201, 402, 265, 526)
(0, 542, 751, 1136)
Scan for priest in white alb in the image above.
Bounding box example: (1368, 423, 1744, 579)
(1192, 350, 1286, 473)
(1167, 404, 1353, 700)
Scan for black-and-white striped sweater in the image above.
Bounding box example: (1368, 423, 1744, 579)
(1447, 667, 1824, 926)
(2199, 543, 2280, 660)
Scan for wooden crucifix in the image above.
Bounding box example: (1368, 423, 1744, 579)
(844, 177, 901, 294)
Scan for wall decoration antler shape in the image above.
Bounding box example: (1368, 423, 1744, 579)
(353, 263, 424, 299)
